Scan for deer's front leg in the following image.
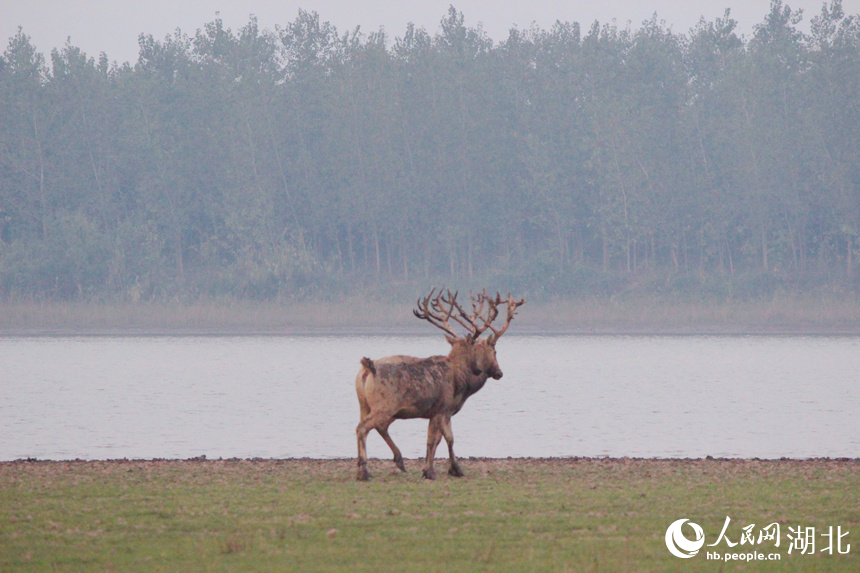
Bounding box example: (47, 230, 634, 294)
(440, 415, 464, 477)
(422, 416, 443, 480)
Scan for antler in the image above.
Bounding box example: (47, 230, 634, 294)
(414, 288, 525, 342)
(413, 288, 495, 341)
(413, 288, 460, 339)
(481, 292, 526, 344)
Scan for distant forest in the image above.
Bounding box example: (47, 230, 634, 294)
(1, 1, 859, 302)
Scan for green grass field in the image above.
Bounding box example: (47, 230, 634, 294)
(1, 457, 858, 571)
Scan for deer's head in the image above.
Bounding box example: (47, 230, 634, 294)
(414, 288, 525, 380)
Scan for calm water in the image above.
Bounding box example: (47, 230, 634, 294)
(1, 335, 858, 460)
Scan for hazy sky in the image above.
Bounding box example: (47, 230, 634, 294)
(2, 1, 859, 65)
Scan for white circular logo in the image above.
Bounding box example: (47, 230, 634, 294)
(665, 518, 705, 558)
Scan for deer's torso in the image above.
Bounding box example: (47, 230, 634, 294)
(363, 354, 484, 419)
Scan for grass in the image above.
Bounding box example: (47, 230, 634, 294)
(3, 295, 860, 334)
(1, 458, 858, 571)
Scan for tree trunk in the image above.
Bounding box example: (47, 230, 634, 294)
(374, 229, 381, 275)
(33, 110, 49, 240)
(602, 231, 609, 272)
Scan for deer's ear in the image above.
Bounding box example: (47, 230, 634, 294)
(445, 334, 457, 345)
(487, 334, 497, 347)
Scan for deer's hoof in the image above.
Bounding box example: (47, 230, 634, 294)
(356, 466, 370, 481)
(422, 468, 437, 480)
(394, 455, 406, 472)
(448, 464, 464, 478)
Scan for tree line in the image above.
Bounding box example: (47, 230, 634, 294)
(1, 1, 859, 302)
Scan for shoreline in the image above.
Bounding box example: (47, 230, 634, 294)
(6, 327, 860, 337)
(4, 456, 860, 464)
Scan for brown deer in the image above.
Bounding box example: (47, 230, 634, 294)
(355, 288, 525, 481)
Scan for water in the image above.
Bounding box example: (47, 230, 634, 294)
(1, 335, 858, 460)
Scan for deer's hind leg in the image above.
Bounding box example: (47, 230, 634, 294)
(355, 373, 374, 481)
(377, 423, 406, 472)
(356, 418, 372, 481)
(356, 411, 394, 481)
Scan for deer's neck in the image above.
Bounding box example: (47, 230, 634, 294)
(464, 371, 489, 397)
(446, 350, 487, 402)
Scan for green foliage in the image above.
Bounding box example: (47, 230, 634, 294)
(0, 214, 111, 298)
(2, 4, 860, 302)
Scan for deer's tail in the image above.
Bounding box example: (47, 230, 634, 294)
(360, 357, 376, 375)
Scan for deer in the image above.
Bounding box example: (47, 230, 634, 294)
(355, 288, 525, 481)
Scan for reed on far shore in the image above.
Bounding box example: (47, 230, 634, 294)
(2, 294, 860, 335)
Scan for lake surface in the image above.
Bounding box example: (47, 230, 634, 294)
(2, 335, 858, 460)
